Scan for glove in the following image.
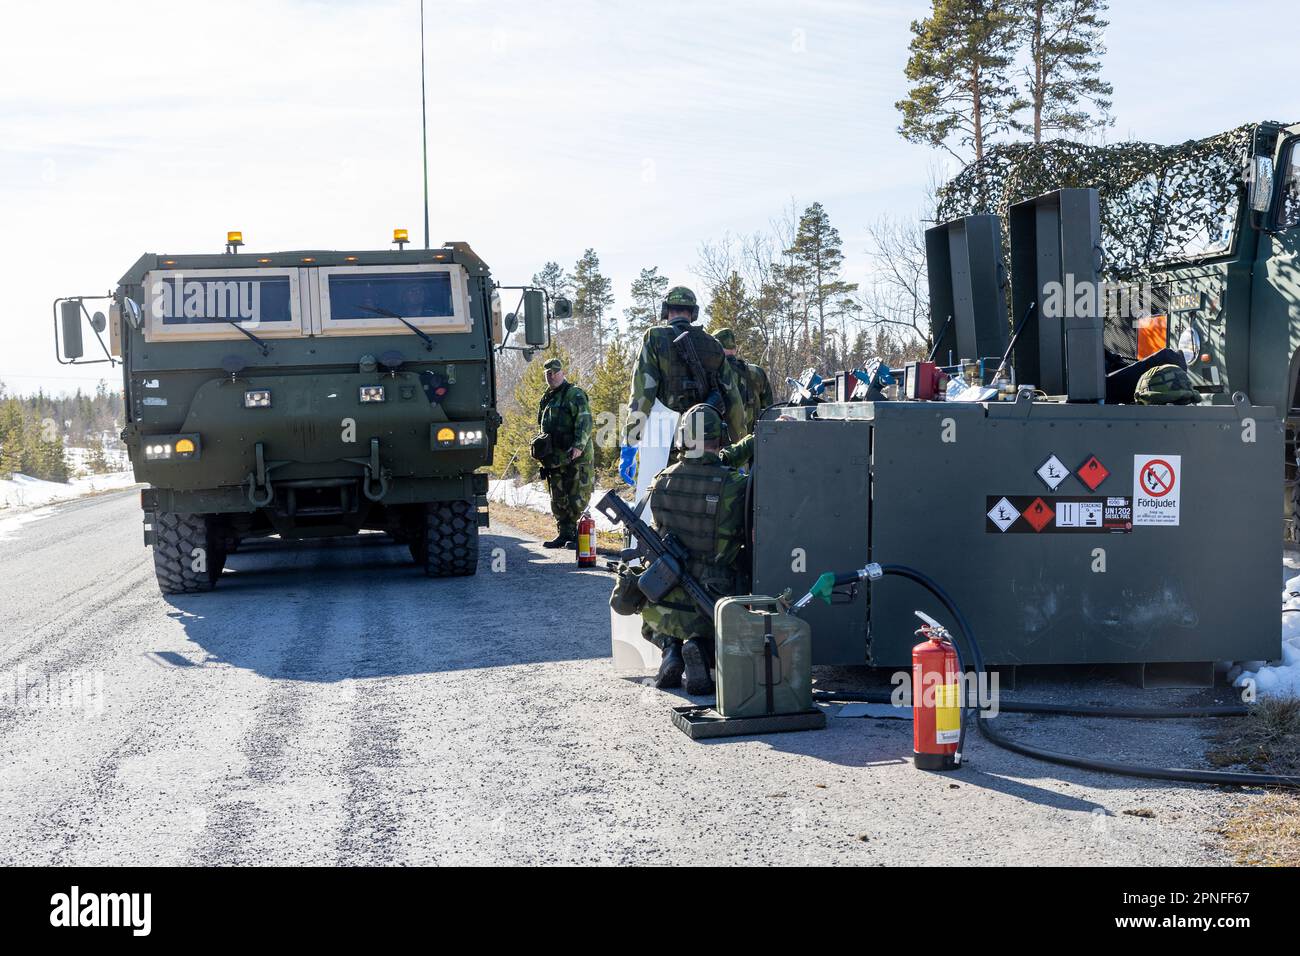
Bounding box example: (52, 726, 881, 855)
(618, 445, 638, 486)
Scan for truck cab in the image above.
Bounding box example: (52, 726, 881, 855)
(56, 236, 554, 592)
(1134, 122, 1300, 536)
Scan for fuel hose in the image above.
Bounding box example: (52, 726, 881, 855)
(811, 564, 1300, 790)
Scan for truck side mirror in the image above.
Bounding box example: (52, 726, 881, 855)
(523, 290, 547, 346)
(553, 296, 573, 321)
(91, 311, 107, 333)
(60, 300, 84, 360)
(122, 297, 142, 329)
(504, 311, 519, 334)
(1247, 155, 1275, 213)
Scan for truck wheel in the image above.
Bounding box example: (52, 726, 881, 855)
(424, 500, 478, 577)
(153, 512, 222, 594)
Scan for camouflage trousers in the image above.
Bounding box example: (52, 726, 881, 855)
(544, 454, 595, 538)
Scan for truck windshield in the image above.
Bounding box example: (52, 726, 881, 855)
(152, 275, 293, 325)
(1281, 142, 1300, 230)
(328, 272, 453, 321)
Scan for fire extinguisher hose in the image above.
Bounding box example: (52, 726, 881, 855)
(817, 564, 1300, 790)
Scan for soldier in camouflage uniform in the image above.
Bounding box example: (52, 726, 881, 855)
(712, 328, 774, 436)
(642, 403, 750, 695)
(622, 287, 746, 451)
(536, 357, 594, 548)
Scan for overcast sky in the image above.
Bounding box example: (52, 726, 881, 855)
(1, 0, 1294, 395)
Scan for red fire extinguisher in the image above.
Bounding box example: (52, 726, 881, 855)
(576, 512, 596, 567)
(912, 611, 961, 771)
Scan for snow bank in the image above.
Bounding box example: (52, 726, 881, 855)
(1233, 573, 1300, 697)
(487, 479, 620, 532)
(0, 472, 137, 513)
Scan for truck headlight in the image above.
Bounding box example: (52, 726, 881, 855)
(144, 434, 200, 460)
(359, 385, 386, 403)
(244, 389, 272, 408)
(433, 423, 487, 449)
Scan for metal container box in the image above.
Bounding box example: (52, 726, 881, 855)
(752, 398, 1281, 668)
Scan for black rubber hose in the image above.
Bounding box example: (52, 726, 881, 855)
(868, 564, 1300, 790)
(811, 691, 1250, 720)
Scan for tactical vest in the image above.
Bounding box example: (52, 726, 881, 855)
(649, 459, 743, 596)
(538, 381, 576, 448)
(657, 324, 726, 413)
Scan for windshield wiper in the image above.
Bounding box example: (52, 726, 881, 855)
(224, 318, 271, 356)
(359, 306, 434, 351)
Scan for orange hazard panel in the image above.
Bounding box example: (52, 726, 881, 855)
(1136, 315, 1168, 360)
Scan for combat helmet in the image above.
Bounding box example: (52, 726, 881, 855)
(1135, 364, 1199, 405)
(674, 402, 726, 453)
(660, 286, 699, 322)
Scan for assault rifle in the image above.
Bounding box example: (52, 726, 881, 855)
(595, 489, 717, 620)
(671, 325, 725, 413)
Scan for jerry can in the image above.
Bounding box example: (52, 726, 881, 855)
(713, 595, 813, 719)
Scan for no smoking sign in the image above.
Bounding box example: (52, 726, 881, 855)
(1133, 454, 1181, 526)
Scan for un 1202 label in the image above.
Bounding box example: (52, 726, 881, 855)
(986, 495, 1133, 534)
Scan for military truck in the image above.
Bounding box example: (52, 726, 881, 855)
(938, 120, 1300, 537)
(55, 233, 560, 592)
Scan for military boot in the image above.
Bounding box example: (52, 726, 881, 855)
(542, 534, 571, 548)
(654, 640, 684, 689)
(682, 638, 715, 696)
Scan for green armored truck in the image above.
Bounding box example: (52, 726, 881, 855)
(55, 233, 557, 592)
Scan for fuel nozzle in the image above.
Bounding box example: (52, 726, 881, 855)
(791, 563, 882, 612)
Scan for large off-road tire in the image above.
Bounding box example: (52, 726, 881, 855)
(423, 500, 479, 577)
(153, 512, 222, 594)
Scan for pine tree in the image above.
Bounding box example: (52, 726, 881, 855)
(568, 249, 615, 349)
(0, 400, 24, 478)
(1018, 0, 1112, 143)
(588, 337, 634, 478)
(86, 432, 110, 475)
(704, 271, 765, 359)
(896, 0, 1025, 162)
(623, 267, 669, 341)
(40, 432, 69, 482)
(785, 203, 860, 363)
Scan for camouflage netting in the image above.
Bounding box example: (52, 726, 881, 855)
(937, 124, 1276, 280)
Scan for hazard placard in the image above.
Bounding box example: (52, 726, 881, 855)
(1035, 454, 1070, 491)
(1023, 497, 1055, 532)
(986, 497, 1020, 532)
(1076, 454, 1110, 491)
(985, 495, 1133, 534)
(1133, 454, 1180, 526)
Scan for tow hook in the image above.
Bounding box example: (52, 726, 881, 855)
(246, 442, 278, 507)
(346, 438, 390, 502)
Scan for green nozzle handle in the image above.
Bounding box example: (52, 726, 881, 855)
(811, 571, 839, 605)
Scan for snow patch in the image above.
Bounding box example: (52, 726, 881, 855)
(487, 479, 619, 532)
(0, 472, 138, 541)
(1233, 573, 1300, 697)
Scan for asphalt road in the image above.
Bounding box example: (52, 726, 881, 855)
(0, 489, 1254, 865)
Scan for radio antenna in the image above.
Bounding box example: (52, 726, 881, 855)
(420, 0, 430, 250)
